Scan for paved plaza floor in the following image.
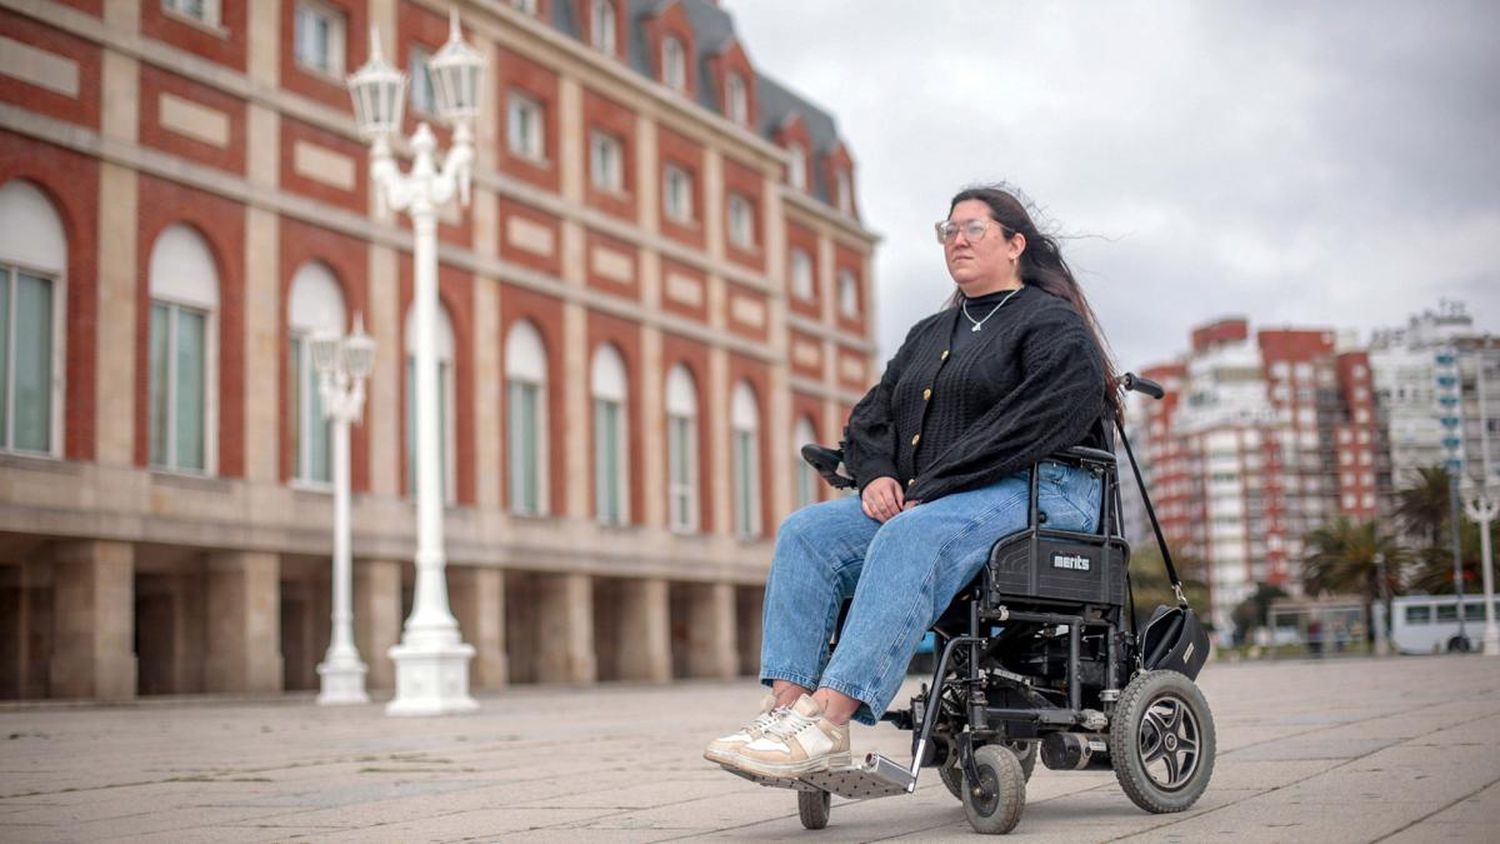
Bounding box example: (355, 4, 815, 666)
(1, 655, 1498, 842)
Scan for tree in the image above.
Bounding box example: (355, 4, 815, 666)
(1301, 517, 1406, 603)
(1394, 466, 1453, 547)
(1404, 519, 1493, 594)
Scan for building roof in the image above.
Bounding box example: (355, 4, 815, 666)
(594, 0, 851, 208)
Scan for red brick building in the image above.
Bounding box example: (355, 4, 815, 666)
(0, 0, 878, 700)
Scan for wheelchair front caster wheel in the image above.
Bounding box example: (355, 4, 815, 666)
(962, 745, 1026, 834)
(942, 741, 1036, 801)
(797, 789, 830, 830)
(1109, 669, 1216, 813)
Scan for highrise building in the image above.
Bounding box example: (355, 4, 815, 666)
(1369, 301, 1500, 505)
(1126, 318, 1378, 637)
(0, 0, 878, 700)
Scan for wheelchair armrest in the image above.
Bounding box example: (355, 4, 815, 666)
(1049, 445, 1117, 467)
(800, 443, 857, 490)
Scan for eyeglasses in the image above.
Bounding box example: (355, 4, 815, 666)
(934, 218, 1008, 245)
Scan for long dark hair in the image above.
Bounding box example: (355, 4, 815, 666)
(947, 184, 1121, 419)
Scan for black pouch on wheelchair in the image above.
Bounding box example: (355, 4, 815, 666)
(1140, 604, 1210, 680)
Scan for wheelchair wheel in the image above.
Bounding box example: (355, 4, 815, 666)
(941, 741, 1036, 800)
(797, 789, 830, 830)
(1109, 670, 1216, 813)
(962, 745, 1026, 834)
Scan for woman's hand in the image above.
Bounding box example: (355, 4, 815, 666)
(861, 476, 906, 523)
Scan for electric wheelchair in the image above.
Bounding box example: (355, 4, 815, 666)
(718, 374, 1215, 835)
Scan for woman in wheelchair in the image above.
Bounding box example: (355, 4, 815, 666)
(705, 185, 1120, 779)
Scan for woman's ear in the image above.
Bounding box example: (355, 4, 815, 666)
(1010, 232, 1027, 262)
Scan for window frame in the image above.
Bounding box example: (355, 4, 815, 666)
(148, 297, 218, 476)
(293, 0, 347, 79)
(162, 0, 222, 29)
(663, 163, 694, 224)
(0, 260, 65, 458)
(727, 193, 755, 250)
(588, 129, 624, 194)
(662, 35, 686, 92)
(409, 45, 437, 117)
(590, 0, 617, 54)
(726, 72, 748, 125)
(667, 412, 698, 533)
(836, 168, 853, 215)
(506, 90, 547, 162)
(837, 268, 860, 319)
(790, 249, 814, 301)
(787, 142, 807, 191)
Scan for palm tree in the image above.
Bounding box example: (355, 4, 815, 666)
(1301, 518, 1406, 603)
(1404, 520, 1492, 594)
(1394, 466, 1453, 546)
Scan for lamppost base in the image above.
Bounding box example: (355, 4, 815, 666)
(386, 641, 479, 716)
(1484, 626, 1500, 657)
(316, 658, 370, 705)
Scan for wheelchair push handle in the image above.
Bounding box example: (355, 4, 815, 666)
(1120, 372, 1165, 400)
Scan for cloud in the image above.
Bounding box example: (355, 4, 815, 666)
(726, 0, 1500, 371)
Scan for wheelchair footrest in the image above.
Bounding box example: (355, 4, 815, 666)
(719, 753, 915, 799)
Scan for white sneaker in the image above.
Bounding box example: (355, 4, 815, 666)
(725, 694, 851, 777)
(704, 694, 782, 765)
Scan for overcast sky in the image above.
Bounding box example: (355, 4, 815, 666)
(727, 1, 1500, 371)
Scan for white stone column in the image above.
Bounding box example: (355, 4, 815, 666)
(204, 551, 283, 694)
(49, 541, 136, 701)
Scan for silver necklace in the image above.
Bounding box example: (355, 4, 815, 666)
(961, 287, 1022, 333)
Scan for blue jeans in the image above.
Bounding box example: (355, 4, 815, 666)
(760, 461, 1102, 725)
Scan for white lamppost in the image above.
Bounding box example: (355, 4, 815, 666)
(347, 11, 484, 715)
(313, 315, 377, 704)
(1460, 337, 1498, 657)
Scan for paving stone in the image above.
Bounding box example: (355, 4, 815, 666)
(1, 656, 1498, 841)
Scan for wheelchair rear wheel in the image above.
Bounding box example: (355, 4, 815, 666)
(1109, 669, 1216, 813)
(797, 789, 830, 830)
(962, 745, 1026, 834)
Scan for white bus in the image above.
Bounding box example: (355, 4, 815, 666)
(1382, 595, 1500, 654)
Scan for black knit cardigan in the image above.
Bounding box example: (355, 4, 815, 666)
(843, 285, 1108, 504)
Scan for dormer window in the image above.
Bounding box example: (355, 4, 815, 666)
(787, 142, 807, 190)
(662, 36, 687, 91)
(836, 169, 853, 215)
(726, 73, 748, 126)
(591, 1, 617, 54)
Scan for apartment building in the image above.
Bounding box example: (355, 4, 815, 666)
(0, 0, 879, 700)
(1127, 318, 1379, 636)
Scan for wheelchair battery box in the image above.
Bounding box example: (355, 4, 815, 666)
(986, 534, 1126, 607)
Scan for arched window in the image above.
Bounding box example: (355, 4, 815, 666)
(590, 343, 629, 526)
(731, 381, 761, 538)
(790, 248, 814, 301)
(793, 415, 819, 510)
(505, 319, 548, 516)
(287, 261, 346, 485)
(148, 224, 219, 474)
(591, 0, 616, 54)
(838, 268, 860, 319)
(404, 303, 456, 503)
(662, 36, 686, 92)
(0, 180, 66, 457)
(726, 72, 748, 125)
(666, 363, 698, 533)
